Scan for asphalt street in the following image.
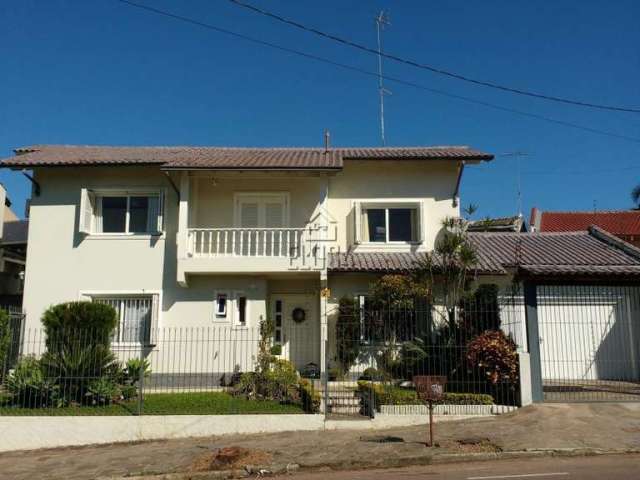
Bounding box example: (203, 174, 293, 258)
(284, 454, 640, 480)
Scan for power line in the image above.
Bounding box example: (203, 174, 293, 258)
(113, 0, 640, 144)
(228, 0, 640, 114)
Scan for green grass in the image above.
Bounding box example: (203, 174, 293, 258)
(0, 392, 305, 416)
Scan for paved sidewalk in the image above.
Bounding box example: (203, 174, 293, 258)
(0, 404, 639, 480)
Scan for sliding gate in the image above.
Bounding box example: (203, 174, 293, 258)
(537, 285, 640, 402)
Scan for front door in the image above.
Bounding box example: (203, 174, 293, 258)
(271, 294, 319, 371)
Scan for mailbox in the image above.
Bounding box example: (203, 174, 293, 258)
(414, 375, 447, 402)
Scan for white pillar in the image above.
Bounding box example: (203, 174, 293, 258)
(518, 351, 533, 407)
(177, 172, 190, 286)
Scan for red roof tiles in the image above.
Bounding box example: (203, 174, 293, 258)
(2, 145, 493, 169)
(531, 208, 640, 236)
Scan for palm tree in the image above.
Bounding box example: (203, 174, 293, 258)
(633, 185, 640, 209)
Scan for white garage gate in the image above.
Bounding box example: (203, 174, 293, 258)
(537, 284, 640, 402)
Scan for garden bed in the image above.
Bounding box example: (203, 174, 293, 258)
(0, 392, 305, 416)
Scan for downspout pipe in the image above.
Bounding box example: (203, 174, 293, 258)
(452, 161, 465, 208)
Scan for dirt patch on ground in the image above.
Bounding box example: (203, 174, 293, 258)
(445, 437, 502, 454)
(191, 446, 273, 472)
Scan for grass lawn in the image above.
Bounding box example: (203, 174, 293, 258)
(0, 392, 305, 416)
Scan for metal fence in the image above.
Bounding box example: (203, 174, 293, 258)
(0, 324, 323, 416)
(536, 284, 640, 402)
(327, 292, 522, 417)
(0, 288, 526, 417)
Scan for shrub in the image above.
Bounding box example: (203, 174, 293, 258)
(123, 358, 151, 384)
(0, 310, 10, 377)
(5, 356, 59, 408)
(40, 302, 120, 404)
(357, 381, 494, 414)
(328, 366, 344, 381)
(42, 302, 118, 348)
(298, 378, 321, 413)
(359, 367, 383, 381)
(86, 377, 120, 405)
(435, 392, 494, 405)
(466, 330, 518, 385)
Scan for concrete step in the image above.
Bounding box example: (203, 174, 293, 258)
(325, 391, 359, 399)
(328, 398, 361, 407)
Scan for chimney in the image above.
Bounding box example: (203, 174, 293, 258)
(324, 130, 331, 153)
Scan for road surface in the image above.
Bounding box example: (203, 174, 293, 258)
(284, 454, 640, 479)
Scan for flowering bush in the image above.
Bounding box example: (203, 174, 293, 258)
(466, 330, 518, 385)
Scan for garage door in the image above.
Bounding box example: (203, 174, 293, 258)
(537, 285, 640, 402)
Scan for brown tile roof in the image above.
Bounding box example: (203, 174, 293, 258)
(467, 226, 640, 277)
(329, 227, 640, 278)
(531, 208, 640, 236)
(328, 251, 506, 275)
(2, 145, 493, 169)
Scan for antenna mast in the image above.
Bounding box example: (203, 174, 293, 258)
(501, 151, 529, 218)
(375, 10, 391, 146)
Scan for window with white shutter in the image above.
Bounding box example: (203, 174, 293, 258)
(79, 188, 165, 235)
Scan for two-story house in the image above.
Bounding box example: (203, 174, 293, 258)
(2, 145, 493, 379)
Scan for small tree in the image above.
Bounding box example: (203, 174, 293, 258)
(335, 297, 361, 374)
(632, 185, 640, 209)
(414, 216, 478, 334)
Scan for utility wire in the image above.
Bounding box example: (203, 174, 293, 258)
(114, 0, 640, 144)
(228, 0, 640, 114)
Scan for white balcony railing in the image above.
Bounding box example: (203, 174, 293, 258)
(187, 227, 324, 261)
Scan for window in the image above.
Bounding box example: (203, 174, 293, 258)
(214, 291, 249, 326)
(216, 294, 228, 317)
(79, 189, 164, 235)
(360, 205, 420, 243)
(93, 295, 158, 344)
(274, 299, 283, 344)
(238, 296, 247, 325)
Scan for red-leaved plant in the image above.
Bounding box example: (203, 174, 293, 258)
(466, 330, 518, 385)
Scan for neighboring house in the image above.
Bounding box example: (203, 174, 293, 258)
(467, 215, 526, 233)
(1, 144, 492, 374)
(0, 184, 27, 305)
(530, 207, 640, 247)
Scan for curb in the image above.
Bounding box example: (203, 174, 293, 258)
(103, 448, 640, 480)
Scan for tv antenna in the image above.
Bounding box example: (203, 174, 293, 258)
(501, 151, 529, 218)
(375, 10, 392, 146)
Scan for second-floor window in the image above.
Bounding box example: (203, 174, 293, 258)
(79, 189, 164, 235)
(357, 203, 423, 244)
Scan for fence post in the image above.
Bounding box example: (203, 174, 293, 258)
(137, 348, 145, 416)
(523, 282, 544, 403)
(323, 339, 330, 419)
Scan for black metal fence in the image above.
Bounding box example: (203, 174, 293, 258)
(536, 284, 640, 403)
(327, 292, 523, 417)
(0, 325, 323, 416)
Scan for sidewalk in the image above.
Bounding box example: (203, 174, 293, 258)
(0, 403, 639, 480)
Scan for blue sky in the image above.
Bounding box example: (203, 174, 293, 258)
(1, 0, 639, 220)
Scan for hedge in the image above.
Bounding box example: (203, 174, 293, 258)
(357, 381, 494, 408)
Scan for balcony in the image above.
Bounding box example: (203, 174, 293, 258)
(178, 226, 327, 278)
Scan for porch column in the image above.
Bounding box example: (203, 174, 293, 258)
(177, 172, 190, 287)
